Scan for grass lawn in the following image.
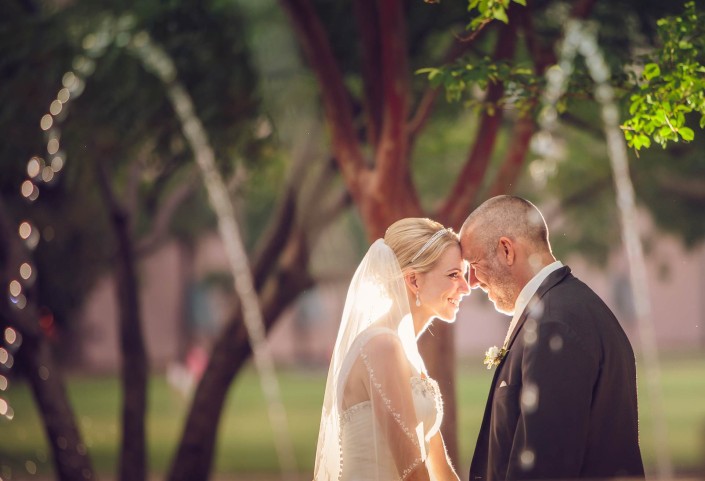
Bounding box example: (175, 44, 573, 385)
(1, 351, 704, 479)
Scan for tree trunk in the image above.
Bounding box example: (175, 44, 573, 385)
(418, 322, 458, 463)
(17, 324, 96, 481)
(113, 210, 148, 481)
(166, 229, 313, 481)
(0, 197, 95, 481)
(95, 160, 148, 481)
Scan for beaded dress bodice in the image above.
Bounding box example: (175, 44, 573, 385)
(339, 375, 443, 481)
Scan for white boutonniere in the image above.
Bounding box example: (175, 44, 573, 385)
(483, 345, 508, 369)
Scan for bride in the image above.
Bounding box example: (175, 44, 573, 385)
(313, 218, 471, 481)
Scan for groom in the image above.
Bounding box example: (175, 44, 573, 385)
(460, 195, 644, 480)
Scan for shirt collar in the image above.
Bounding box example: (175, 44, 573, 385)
(503, 260, 563, 347)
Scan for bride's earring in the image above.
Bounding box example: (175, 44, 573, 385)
(415, 290, 421, 307)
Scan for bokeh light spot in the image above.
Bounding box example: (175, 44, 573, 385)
(21, 180, 35, 198)
(550, 335, 564, 352)
(27, 157, 43, 178)
(4, 328, 17, 345)
(524, 318, 538, 345)
(39, 366, 50, 381)
(47, 139, 60, 155)
(9, 280, 22, 297)
(57, 88, 70, 103)
(41, 166, 55, 183)
(25, 461, 37, 475)
(520, 449, 536, 471)
(0, 398, 7, 416)
(20, 263, 32, 280)
(62, 72, 77, 89)
(50, 100, 63, 116)
(51, 153, 65, 172)
(521, 383, 539, 413)
(40, 114, 53, 131)
(18, 222, 32, 239)
(528, 299, 544, 318)
(0, 375, 7, 390)
(11, 294, 27, 310)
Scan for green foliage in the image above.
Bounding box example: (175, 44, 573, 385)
(465, 0, 527, 31)
(622, 1, 705, 151)
(0, 0, 265, 328)
(417, 57, 538, 115)
(417, 0, 705, 256)
(417, 0, 533, 116)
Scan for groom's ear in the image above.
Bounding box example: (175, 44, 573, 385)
(498, 237, 515, 266)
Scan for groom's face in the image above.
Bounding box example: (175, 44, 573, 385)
(461, 234, 518, 316)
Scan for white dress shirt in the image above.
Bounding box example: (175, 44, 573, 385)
(503, 260, 563, 348)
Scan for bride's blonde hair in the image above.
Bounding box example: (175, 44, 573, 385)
(384, 218, 459, 274)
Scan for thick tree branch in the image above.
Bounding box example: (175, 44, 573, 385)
(313, 187, 352, 239)
(657, 172, 705, 201)
(436, 17, 519, 229)
(483, 0, 599, 201)
(136, 167, 199, 256)
(562, 111, 604, 138)
(408, 33, 486, 142)
(251, 183, 297, 290)
(94, 157, 148, 481)
(0, 196, 96, 481)
(486, 115, 536, 198)
(278, 0, 368, 199)
(125, 158, 143, 226)
(374, 0, 411, 188)
(251, 142, 327, 287)
(354, 0, 383, 147)
(166, 161, 328, 481)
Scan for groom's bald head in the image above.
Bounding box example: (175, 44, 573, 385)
(460, 195, 551, 257)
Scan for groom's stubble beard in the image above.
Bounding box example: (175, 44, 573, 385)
(487, 256, 519, 316)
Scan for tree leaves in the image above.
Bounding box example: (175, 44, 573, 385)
(622, 1, 705, 152)
(465, 0, 526, 32)
(416, 56, 539, 115)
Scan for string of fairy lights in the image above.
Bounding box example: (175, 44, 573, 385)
(1, 15, 136, 422)
(0, 15, 296, 474)
(2, 17, 298, 477)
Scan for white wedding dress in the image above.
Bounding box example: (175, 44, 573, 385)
(314, 240, 444, 481)
(340, 372, 444, 481)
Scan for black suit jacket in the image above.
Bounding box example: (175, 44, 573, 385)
(469, 266, 645, 480)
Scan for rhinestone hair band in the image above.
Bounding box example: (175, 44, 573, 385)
(410, 228, 451, 263)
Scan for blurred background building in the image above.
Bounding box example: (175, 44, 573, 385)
(76, 208, 705, 374)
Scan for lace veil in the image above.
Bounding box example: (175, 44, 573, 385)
(313, 239, 428, 480)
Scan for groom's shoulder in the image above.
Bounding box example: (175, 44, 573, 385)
(550, 266, 598, 297)
(545, 267, 619, 320)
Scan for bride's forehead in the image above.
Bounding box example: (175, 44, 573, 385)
(433, 245, 464, 267)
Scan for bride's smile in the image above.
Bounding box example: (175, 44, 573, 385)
(412, 244, 470, 327)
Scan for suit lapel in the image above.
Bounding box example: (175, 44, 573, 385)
(505, 266, 572, 351)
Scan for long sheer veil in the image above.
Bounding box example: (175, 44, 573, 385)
(313, 239, 428, 480)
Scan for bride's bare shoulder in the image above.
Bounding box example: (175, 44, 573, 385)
(360, 328, 402, 353)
